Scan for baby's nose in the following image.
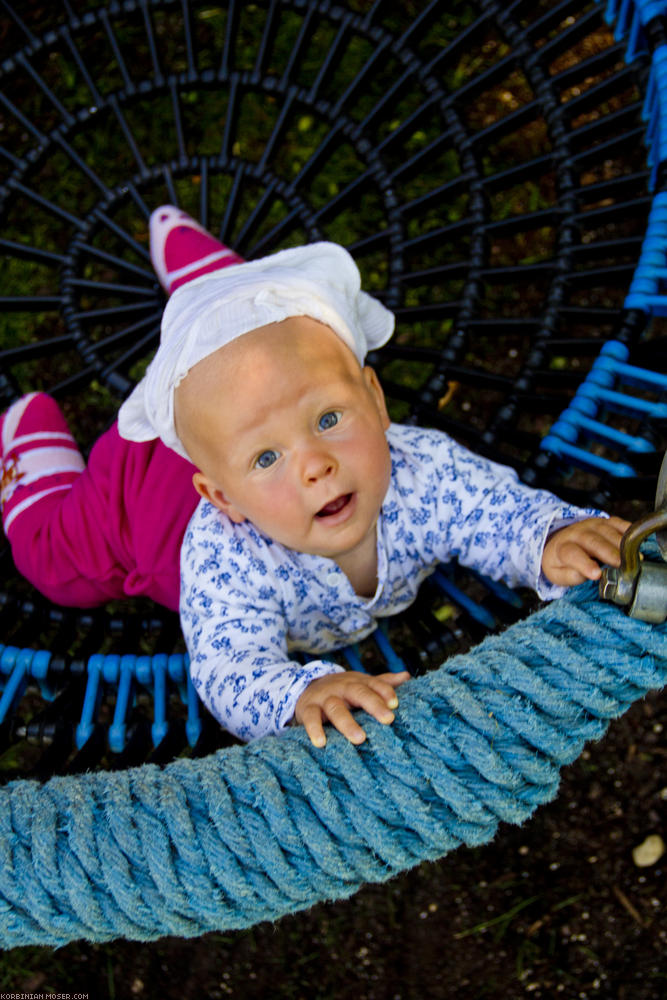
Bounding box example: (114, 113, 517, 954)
(303, 448, 336, 482)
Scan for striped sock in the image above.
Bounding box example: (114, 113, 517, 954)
(150, 206, 244, 295)
(1, 393, 85, 536)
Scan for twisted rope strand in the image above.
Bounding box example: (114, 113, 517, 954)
(0, 582, 664, 948)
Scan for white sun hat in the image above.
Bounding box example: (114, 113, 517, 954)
(118, 241, 395, 461)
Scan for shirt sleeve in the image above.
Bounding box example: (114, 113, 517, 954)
(179, 509, 343, 741)
(425, 432, 603, 599)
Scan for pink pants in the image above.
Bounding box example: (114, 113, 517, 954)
(3, 208, 243, 611)
(8, 421, 199, 612)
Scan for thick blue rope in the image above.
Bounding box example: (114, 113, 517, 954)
(0, 581, 664, 948)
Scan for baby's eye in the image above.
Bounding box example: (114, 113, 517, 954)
(255, 449, 279, 469)
(318, 410, 341, 431)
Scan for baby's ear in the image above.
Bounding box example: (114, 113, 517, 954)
(363, 366, 391, 430)
(192, 472, 246, 523)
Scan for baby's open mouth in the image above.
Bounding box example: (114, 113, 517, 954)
(316, 493, 352, 518)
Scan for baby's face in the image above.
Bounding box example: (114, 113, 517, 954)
(176, 317, 392, 565)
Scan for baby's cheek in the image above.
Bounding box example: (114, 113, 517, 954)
(255, 477, 304, 523)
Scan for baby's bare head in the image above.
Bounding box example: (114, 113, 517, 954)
(174, 315, 368, 473)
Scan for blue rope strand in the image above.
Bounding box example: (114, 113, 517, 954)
(0, 581, 663, 948)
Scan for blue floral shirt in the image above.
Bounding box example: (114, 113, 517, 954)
(180, 423, 600, 741)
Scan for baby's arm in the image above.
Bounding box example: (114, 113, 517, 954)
(420, 428, 618, 598)
(185, 593, 408, 746)
(185, 583, 409, 745)
(181, 513, 408, 745)
(541, 515, 630, 586)
(182, 588, 338, 741)
(294, 670, 410, 748)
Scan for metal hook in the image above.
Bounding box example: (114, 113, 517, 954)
(599, 450, 667, 623)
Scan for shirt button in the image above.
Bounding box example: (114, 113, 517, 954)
(325, 570, 340, 587)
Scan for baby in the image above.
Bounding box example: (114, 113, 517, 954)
(0, 207, 629, 748)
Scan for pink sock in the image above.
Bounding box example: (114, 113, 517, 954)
(150, 207, 244, 295)
(1, 393, 85, 536)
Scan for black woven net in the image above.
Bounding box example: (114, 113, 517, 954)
(0, 0, 664, 775)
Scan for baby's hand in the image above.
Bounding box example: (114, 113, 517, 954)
(294, 670, 411, 748)
(542, 515, 631, 587)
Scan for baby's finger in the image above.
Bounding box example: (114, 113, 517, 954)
(578, 524, 628, 567)
(374, 670, 411, 690)
(299, 704, 328, 748)
(557, 542, 604, 581)
(368, 671, 411, 708)
(551, 565, 591, 587)
(343, 683, 400, 729)
(322, 695, 368, 745)
(596, 516, 632, 543)
(606, 515, 632, 534)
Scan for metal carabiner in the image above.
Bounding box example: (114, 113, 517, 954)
(599, 450, 667, 624)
